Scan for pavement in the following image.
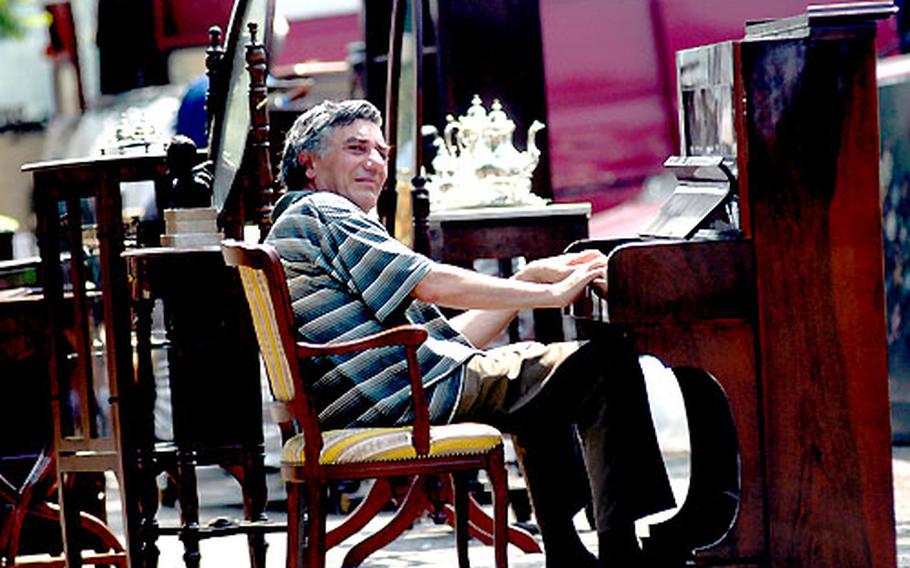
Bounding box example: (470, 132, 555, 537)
(11, 441, 910, 566)
(16, 356, 910, 567)
(78, 445, 905, 568)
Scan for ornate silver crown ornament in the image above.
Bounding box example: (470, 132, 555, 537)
(423, 95, 547, 210)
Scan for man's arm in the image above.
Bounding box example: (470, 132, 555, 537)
(412, 258, 604, 311)
(412, 251, 608, 348)
(448, 308, 518, 349)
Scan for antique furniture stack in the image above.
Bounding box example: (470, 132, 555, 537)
(19, 1, 280, 566)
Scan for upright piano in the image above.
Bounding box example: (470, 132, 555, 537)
(571, 3, 897, 566)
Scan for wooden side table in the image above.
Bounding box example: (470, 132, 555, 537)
(25, 152, 169, 568)
(124, 245, 281, 568)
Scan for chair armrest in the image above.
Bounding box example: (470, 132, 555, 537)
(296, 324, 428, 358)
(295, 324, 433, 455)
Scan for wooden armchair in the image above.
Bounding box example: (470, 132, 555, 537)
(222, 240, 509, 568)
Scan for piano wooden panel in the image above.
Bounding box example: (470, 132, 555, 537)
(604, 240, 754, 324)
(741, 12, 895, 567)
(616, 320, 764, 561)
(572, 4, 897, 566)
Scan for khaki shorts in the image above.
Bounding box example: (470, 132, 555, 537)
(454, 341, 583, 424)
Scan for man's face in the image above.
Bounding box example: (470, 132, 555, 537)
(305, 119, 389, 212)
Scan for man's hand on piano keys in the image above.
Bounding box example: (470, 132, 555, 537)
(512, 250, 608, 307)
(589, 276, 608, 299)
(513, 250, 607, 284)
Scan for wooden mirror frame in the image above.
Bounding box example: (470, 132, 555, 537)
(380, 0, 424, 236)
(207, 0, 276, 224)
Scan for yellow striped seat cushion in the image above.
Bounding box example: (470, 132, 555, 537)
(281, 423, 503, 465)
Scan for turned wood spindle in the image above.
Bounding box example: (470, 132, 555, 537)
(204, 25, 225, 143)
(245, 22, 276, 239)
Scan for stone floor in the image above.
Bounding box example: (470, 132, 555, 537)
(10, 445, 909, 566)
(97, 447, 910, 567)
(14, 358, 910, 566)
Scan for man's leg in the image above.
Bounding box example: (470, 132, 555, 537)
(511, 421, 595, 566)
(455, 339, 675, 565)
(560, 339, 676, 564)
(455, 342, 594, 565)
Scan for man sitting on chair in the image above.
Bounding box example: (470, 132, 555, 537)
(267, 99, 675, 566)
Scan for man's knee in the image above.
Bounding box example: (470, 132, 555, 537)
(456, 341, 582, 424)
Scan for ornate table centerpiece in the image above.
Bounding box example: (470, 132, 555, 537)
(424, 95, 547, 210)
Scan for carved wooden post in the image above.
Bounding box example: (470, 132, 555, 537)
(411, 175, 431, 256)
(204, 26, 225, 142)
(245, 22, 276, 239)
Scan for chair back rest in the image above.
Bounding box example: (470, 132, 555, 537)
(223, 240, 297, 401)
(222, 240, 323, 441)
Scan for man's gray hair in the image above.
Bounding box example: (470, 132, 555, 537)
(280, 99, 383, 190)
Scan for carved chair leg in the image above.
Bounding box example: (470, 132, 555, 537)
(306, 483, 327, 568)
(442, 492, 541, 553)
(341, 475, 429, 568)
(235, 452, 270, 568)
(452, 473, 471, 568)
(326, 478, 393, 548)
(286, 482, 303, 568)
(489, 448, 509, 568)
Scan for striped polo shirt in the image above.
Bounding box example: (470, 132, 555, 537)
(267, 190, 477, 429)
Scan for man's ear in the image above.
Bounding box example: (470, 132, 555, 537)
(299, 153, 317, 179)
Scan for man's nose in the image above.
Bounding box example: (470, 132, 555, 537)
(365, 148, 386, 170)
